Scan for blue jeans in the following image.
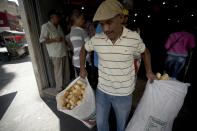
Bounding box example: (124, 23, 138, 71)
(165, 54, 186, 79)
(96, 89, 132, 131)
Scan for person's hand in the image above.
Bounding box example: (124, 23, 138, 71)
(55, 37, 63, 42)
(146, 71, 156, 83)
(59, 37, 64, 42)
(80, 68, 88, 79)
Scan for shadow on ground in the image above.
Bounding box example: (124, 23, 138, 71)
(0, 55, 30, 90)
(0, 65, 15, 90)
(0, 91, 17, 120)
(5, 55, 31, 64)
(42, 98, 97, 131)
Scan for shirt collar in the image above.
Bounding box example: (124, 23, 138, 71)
(95, 26, 128, 41)
(106, 26, 128, 40)
(120, 26, 128, 39)
(71, 26, 84, 30)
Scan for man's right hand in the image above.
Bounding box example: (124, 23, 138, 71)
(55, 37, 63, 42)
(44, 37, 63, 44)
(80, 68, 88, 79)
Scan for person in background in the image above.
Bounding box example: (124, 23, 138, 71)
(39, 9, 70, 92)
(80, 0, 156, 131)
(84, 20, 95, 38)
(69, 9, 90, 77)
(94, 23, 102, 69)
(164, 29, 195, 80)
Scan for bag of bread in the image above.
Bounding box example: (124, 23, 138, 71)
(126, 80, 190, 131)
(56, 77, 96, 128)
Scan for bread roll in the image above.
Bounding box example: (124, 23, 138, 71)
(67, 94, 72, 99)
(69, 100, 76, 106)
(74, 84, 80, 89)
(70, 106, 74, 110)
(156, 72, 161, 80)
(61, 80, 87, 110)
(76, 80, 84, 85)
(160, 73, 170, 80)
(77, 100, 81, 105)
(66, 103, 71, 108)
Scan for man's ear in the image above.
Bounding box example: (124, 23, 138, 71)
(119, 14, 124, 24)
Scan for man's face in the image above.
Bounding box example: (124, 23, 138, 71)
(51, 15, 60, 25)
(76, 15, 85, 27)
(100, 15, 124, 41)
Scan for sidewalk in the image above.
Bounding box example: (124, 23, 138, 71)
(0, 56, 95, 131)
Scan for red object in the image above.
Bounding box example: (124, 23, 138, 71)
(0, 12, 9, 27)
(14, 35, 25, 43)
(4, 35, 25, 44)
(0, 12, 19, 30)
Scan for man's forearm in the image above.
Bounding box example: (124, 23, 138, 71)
(141, 48, 153, 73)
(80, 45, 87, 69)
(44, 38, 57, 44)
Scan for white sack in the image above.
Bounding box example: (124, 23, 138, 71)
(126, 80, 190, 131)
(56, 77, 96, 128)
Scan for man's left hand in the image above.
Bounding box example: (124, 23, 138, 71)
(146, 71, 156, 83)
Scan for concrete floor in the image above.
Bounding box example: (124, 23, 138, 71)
(0, 56, 95, 131)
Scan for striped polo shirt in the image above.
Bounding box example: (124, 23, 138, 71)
(70, 26, 90, 68)
(85, 27, 145, 96)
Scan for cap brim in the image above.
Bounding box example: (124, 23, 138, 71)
(93, 13, 118, 22)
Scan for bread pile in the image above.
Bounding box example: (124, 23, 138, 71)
(156, 72, 170, 80)
(62, 80, 86, 110)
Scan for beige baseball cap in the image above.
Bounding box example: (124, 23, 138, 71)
(93, 0, 123, 22)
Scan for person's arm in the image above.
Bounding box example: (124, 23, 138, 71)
(65, 34, 73, 51)
(80, 45, 87, 78)
(80, 37, 94, 78)
(134, 32, 155, 81)
(83, 30, 90, 43)
(141, 48, 156, 81)
(44, 37, 61, 44)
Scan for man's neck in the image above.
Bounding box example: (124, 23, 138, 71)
(73, 24, 82, 28)
(111, 26, 123, 44)
(50, 21, 58, 28)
